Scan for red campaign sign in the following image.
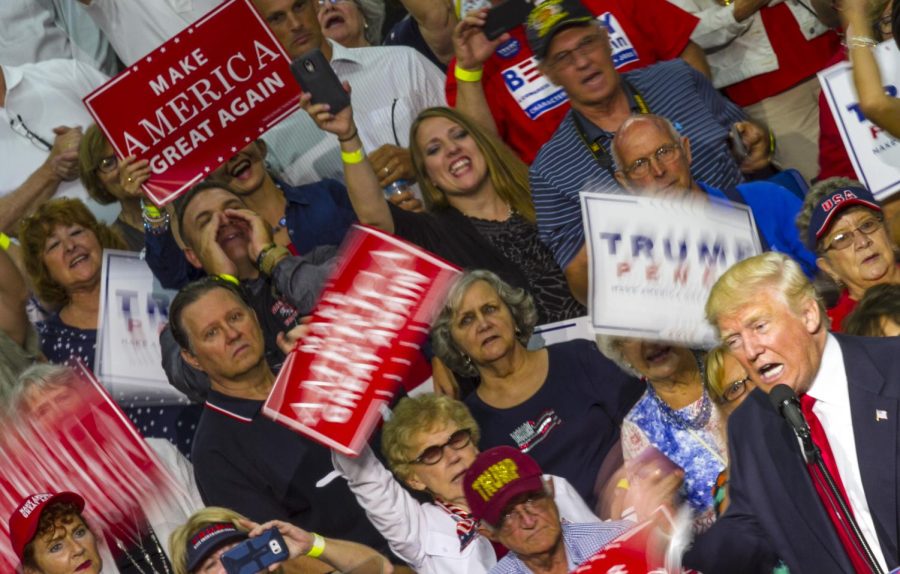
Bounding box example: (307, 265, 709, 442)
(571, 509, 699, 574)
(263, 225, 462, 456)
(0, 361, 181, 571)
(83, 0, 301, 206)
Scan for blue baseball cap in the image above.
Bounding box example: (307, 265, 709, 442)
(807, 185, 882, 250)
(185, 522, 247, 572)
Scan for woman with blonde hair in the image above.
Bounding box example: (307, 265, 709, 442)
(170, 506, 390, 574)
(303, 97, 583, 325)
(332, 393, 597, 574)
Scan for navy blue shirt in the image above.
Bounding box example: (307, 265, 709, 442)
(464, 339, 644, 509)
(531, 60, 748, 270)
(192, 389, 390, 553)
(146, 178, 356, 290)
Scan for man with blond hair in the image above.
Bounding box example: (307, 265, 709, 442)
(684, 252, 899, 573)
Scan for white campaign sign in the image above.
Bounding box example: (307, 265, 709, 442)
(580, 192, 761, 347)
(96, 250, 186, 405)
(819, 41, 900, 201)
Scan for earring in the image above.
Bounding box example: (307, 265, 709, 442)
(463, 354, 473, 368)
(514, 326, 522, 337)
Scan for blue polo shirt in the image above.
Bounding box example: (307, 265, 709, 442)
(530, 60, 747, 270)
(145, 178, 356, 290)
(192, 389, 390, 553)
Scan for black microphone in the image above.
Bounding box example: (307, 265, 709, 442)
(768, 384, 817, 462)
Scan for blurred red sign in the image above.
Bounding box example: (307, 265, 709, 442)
(83, 0, 301, 206)
(263, 225, 461, 456)
(0, 361, 180, 571)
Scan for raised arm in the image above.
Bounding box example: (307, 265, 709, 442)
(1, 126, 82, 234)
(843, 0, 900, 138)
(449, 9, 510, 137)
(301, 87, 396, 233)
(0, 244, 30, 348)
(400, 0, 457, 64)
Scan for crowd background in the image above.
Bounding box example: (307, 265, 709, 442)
(2, 0, 900, 572)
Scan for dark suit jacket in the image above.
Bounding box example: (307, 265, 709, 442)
(685, 334, 900, 573)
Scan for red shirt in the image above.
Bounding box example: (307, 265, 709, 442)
(827, 289, 857, 333)
(724, 3, 841, 106)
(446, 0, 698, 164)
(817, 49, 857, 181)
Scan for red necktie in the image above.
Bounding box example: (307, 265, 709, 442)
(800, 394, 874, 573)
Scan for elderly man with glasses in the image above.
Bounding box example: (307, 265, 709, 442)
(611, 113, 815, 277)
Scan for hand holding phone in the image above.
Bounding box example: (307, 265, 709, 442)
(290, 49, 350, 113)
(220, 528, 289, 574)
(483, 0, 533, 40)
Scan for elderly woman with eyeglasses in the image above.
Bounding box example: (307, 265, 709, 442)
(796, 177, 900, 332)
(78, 124, 152, 252)
(331, 393, 598, 574)
(430, 270, 641, 512)
(596, 336, 726, 533)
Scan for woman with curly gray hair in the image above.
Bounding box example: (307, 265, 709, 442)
(432, 270, 642, 511)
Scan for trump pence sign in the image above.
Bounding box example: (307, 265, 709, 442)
(83, 0, 301, 206)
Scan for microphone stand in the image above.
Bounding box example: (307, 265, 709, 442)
(796, 431, 885, 574)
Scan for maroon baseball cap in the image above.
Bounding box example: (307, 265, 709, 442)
(807, 185, 882, 249)
(8, 491, 85, 561)
(463, 446, 545, 526)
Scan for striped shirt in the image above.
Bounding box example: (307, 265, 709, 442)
(264, 40, 446, 187)
(489, 521, 633, 574)
(530, 59, 747, 270)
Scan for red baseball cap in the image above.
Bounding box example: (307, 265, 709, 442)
(8, 492, 86, 561)
(463, 446, 545, 526)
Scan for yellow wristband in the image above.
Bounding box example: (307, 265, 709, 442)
(306, 533, 326, 558)
(217, 273, 239, 285)
(143, 204, 162, 218)
(341, 148, 365, 165)
(454, 65, 483, 82)
(768, 130, 776, 156)
(0, 232, 9, 252)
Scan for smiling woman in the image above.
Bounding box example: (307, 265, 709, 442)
(19, 198, 126, 371)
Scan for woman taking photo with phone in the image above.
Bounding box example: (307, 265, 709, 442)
(302, 90, 584, 325)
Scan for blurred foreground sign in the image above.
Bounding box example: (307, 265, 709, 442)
(0, 361, 180, 571)
(819, 41, 900, 201)
(264, 225, 461, 456)
(581, 192, 761, 347)
(83, 0, 300, 206)
(96, 250, 186, 405)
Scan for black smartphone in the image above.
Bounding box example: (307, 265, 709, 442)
(220, 528, 289, 574)
(290, 49, 351, 113)
(483, 0, 533, 40)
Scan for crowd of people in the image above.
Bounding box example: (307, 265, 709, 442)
(2, 0, 900, 572)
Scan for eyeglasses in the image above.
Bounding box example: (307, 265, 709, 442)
(623, 143, 682, 178)
(715, 376, 750, 404)
(97, 154, 118, 174)
(317, 0, 350, 6)
(822, 217, 883, 251)
(876, 15, 892, 35)
(547, 33, 604, 70)
(9, 114, 52, 152)
(498, 491, 549, 531)
(408, 429, 472, 465)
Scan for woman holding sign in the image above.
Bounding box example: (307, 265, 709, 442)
(332, 392, 597, 574)
(302, 93, 584, 326)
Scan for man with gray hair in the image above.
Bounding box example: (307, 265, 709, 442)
(612, 114, 815, 277)
(684, 251, 899, 573)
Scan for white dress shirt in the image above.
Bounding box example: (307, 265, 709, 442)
(263, 40, 447, 187)
(807, 334, 888, 571)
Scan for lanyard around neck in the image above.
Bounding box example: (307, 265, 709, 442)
(572, 80, 650, 177)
